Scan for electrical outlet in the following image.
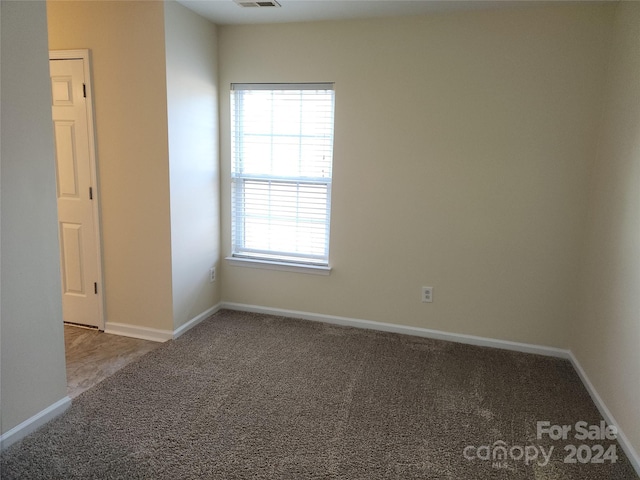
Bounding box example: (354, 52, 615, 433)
(422, 286, 433, 303)
(209, 267, 216, 283)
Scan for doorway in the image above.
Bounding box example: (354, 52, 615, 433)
(49, 50, 105, 330)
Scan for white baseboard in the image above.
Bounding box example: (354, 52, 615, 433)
(221, 302, 570, 358)
(569, 352, 640, 475)
(173, 303, 222, 339)
(104, 304, 223, 343)
(0, 396, 71, 450)
(104, 322, 173, 342)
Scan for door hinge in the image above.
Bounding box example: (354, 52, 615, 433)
(94, 282, 98, 294)
(89, 186, 93, 200)
(83, 83, 87, 98)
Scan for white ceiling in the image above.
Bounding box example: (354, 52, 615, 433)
(176, 0, 579, 26)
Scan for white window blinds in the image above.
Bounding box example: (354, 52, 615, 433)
(231, 83, 335, 266)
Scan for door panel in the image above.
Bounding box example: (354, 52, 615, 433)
(50, 58, 101, 328)
(53, 121, 79, 197)
(60, 223, 84, 295)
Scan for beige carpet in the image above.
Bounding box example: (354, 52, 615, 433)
(1, 310, 637, 479)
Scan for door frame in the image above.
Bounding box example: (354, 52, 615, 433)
(50, 49, 106, 331)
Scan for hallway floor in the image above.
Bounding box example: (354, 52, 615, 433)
(64, 324, 160, 398)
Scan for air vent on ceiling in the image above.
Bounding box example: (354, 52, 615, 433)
(234, 0, 281, 7)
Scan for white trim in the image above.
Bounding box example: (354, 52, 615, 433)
(103, 304, 222, 342)
(173, 303, 222, 339)
(0, 396, 71, 450)
(220, 303, 569, 358)
(225, 257, 332, 276)
(49, 49, 106, 330)
(568, 352, 640, 476)
(103, 322, 172, 342)
(49, 49, 89, 60)
(232, 82, 335, 91)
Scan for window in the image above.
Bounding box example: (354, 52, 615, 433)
(230, 83, 335, 269)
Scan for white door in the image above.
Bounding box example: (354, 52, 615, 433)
(50, 55, 103, 329)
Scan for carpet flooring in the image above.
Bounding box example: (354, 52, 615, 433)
(1, 310, 637, 479)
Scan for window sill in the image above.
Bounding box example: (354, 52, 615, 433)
(225, 257, 332, 276)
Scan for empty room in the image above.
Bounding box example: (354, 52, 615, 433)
(1, 0, 639, 478)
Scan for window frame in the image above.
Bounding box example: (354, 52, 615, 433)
(228, 82, 335, 274)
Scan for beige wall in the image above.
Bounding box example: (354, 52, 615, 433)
(164, 0, 221, 329)
(47, 0, 174, 330)
(218, 5, 613, 347)
(574, 1, 640, 457)
(1, 0, 68, 434)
